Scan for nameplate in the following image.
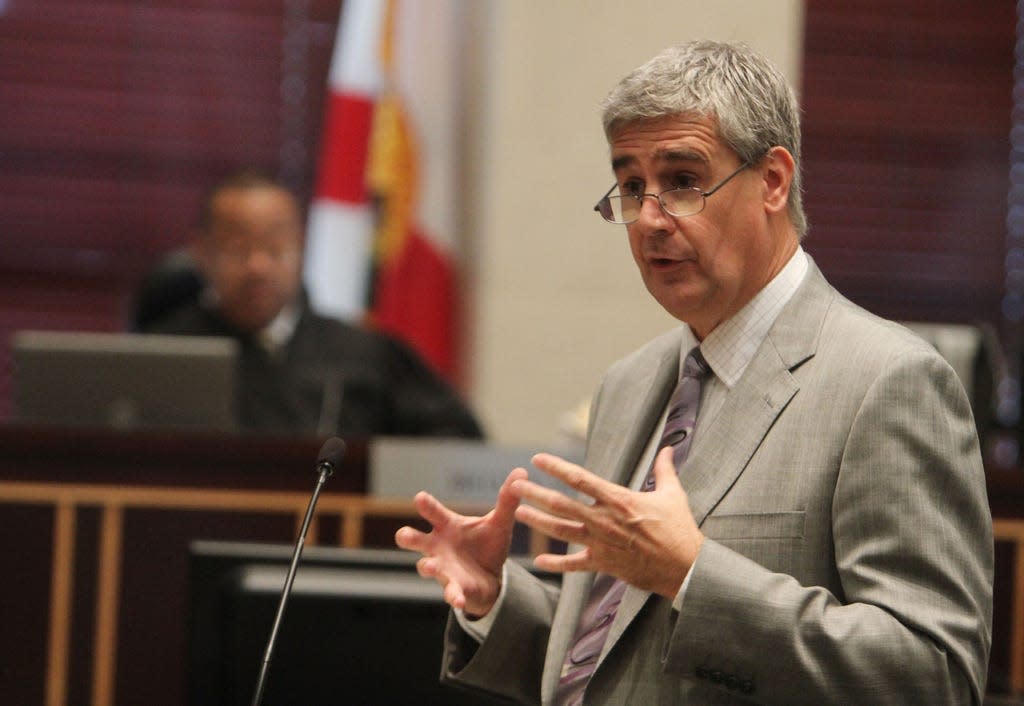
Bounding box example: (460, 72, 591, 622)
(368, 437, 581, 504)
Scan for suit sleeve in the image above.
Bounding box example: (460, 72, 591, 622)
(441, 561, 561, 705)
(664, 348, 993, 704)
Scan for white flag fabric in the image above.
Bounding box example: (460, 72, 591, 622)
(304, 0, 463, 379)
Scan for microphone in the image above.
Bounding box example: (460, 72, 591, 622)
(315, 436, 346, 477)
(250, 436, 347, 706)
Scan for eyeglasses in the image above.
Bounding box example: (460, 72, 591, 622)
(593, 161, 751, 225)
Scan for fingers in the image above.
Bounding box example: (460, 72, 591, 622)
(512, 477, 586, 520)
(515, 502, 587, 545)
(416, 557, 468, 610)
(403, 470, 526, 543)
(651, 446, 682, 491)
(416, 555, 439, 578)
(533, 548, 592, 573)
(517, 454, 635, 526)
(411, 490, 457, 530)
(395, 525, 432, 553)
(444, 582, 467, 610)
(531, 453, 621, 503)
(395, 492, 460, 554)
(492, 467, 529, 525)
(396, 475, 521, 616)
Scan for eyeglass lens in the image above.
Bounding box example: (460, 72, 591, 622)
(606, 188, 704, 223)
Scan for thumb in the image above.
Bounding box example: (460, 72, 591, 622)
(492, 467, 528, 526)
(651, 446, 681, 491)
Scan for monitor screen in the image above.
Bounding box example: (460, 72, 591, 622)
(187, 541, 548, 705)
(12, 330, 238, 432)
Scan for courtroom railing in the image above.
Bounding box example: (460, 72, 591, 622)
(0, 481, 548, 706)
(1, 480, 1020, 705)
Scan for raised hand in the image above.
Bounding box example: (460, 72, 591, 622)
(395, 467, 528, 617)
(512, 447, 704, 599)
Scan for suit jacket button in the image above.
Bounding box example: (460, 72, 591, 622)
(695, 665, 710, 680)
(709, 670, 724, 684)
(740, 679, 755, 693)
(725, 675, 740, 690)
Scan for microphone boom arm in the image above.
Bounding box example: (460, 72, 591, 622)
(250, 437, 345, 706)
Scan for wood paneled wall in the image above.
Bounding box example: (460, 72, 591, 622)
(801, 0, 1015, 325)
(0, 0, 342, 418)
(0, 0, 1016, 412)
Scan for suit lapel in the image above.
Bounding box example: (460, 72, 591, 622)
(587, 331, 684, 488)
(602, 262, 833, 663)
(682, 345, 799, 521)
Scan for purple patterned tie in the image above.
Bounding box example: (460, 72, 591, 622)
(555, 347, 709, 706)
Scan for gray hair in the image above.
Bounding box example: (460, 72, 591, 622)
(601, 41, 807, 238)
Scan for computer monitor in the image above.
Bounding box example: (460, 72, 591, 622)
(12, 330, 238, 432)
(187, 541, 545, 705)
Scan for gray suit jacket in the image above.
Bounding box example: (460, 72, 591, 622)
(442, 263, 993, 705)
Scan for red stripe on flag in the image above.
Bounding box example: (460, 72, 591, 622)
(314, 91, 375, 204)
(372, 229, 458, 380)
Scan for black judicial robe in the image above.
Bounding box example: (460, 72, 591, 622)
(145, 299, 484, 439)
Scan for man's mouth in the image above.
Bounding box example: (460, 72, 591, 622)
(646, 254, 687, 270)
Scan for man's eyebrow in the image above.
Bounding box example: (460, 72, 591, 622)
(657, 148, 706, 164)
(611, 154, 637, 172)
(611, 149, 707, 172)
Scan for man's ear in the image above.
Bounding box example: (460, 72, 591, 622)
(761, 146, 795, 216)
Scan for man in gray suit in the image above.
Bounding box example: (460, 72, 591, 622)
(396, 41, 992, 704)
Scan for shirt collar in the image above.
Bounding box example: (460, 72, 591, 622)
(200, 286, 301, 353)
(682, 246, 808, 387)
(259, 301, 300, 353)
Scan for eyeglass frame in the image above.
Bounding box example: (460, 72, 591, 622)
(593, 160, 753, 225)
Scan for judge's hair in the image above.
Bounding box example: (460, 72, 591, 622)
(197, 169, 301, 232)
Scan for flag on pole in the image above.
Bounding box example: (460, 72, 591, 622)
(304, 0, 383, 323)
(304, 0, 463, 381)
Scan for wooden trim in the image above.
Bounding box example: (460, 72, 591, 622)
(341, 509, 365, 548)
(44, 502, 75, 706)
(91, 504, 122, 706)
(996, 518, 1024, 693)
(1015, 543, 1024, 696)
(0, 481, 450, 516)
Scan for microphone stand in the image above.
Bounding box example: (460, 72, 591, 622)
(250, 438, 343, 706)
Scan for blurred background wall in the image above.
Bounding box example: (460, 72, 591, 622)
(0, 0, 1014, 445)
(464, 1, 804, 444)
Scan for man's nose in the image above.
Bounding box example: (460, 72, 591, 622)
(636, 194, 673, 230)
(243, 248, 276, 272)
